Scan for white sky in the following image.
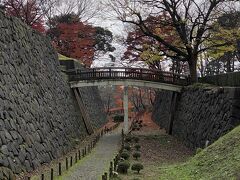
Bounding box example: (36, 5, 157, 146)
(56, 0, 129, 67)
(86, 1, 130, 67)
(59, 0, 240, 69)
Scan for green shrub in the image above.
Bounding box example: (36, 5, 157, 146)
(133, 137, 140, 143)
(113, 115, 124, 122)
(125, 135, 132, 143)
(124, 144, 131, 151)
(117, 161, 130, 174)
(122, 149, 129, 153)
(196, 148, 203, 154)
(133, 152, 141, 160)
(135, 144, 141, 151)
(131, 163, 144, 173)
(132, 124, 138, 131)
(119, 149, 130, 160)
(121, 151, 130, 160)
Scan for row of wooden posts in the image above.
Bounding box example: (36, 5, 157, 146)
(27, 123, 120, 180)
(102, 129, 124, 180)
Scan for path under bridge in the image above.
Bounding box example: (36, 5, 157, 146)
(66, 67, 190, 133)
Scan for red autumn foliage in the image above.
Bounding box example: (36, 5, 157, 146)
(3, 0, 45, 33)
(124, 14, 175, 69)
(31, 20, 45, 33)
(50, 22, 96, 67)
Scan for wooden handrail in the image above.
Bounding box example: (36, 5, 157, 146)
(66, 67, 190, 86)
(67, 67, 189, 77)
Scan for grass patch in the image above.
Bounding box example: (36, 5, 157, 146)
(58, 54, 73, 60)
(184, 82, 218, 91)
(159, 125, 240, 179)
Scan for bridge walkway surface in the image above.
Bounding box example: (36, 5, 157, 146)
(67, 67, 190, 87)
(58, 125, 122, 180)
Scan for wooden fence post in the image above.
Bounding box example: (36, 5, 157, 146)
(121, 129, 124, 147)
(70, 156, 73, 166)
(82, 149, 85, 157)
(167, 92, 178, 135)
(50, 168, 54, 180)
(58, 163, 62, 176)
(109, 161, 113, 178)
(102, 175, 105, 180)
(66, 157, 68, 170)
(78, 150, 81, 160)
(109, 167, 113, 178)
(110, 161, 113, 170)
(113, 158, 117, 171)
(75, 153, 78, 163)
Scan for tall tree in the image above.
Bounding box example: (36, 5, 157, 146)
(47, 13, 115, 67)
(94, 26, 116, 54)
(124, 15, 180, 70)
(2, 0, 57, 33)
(204, 11, 240, 75)
(47, 14, 95, 66)
(107, 0, 239, 82)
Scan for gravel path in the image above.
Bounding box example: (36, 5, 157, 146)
(59, 127, 122, 180)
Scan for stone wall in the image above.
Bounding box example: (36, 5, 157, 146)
(59, 59, 107, 130)
(152, 90, 173, 130)
(79, 87, 107, 129)
(199, 72, 240, 87)
(0, 11, 106, 174)
(152, 87, 240, 149)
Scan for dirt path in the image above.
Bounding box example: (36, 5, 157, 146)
(58, 126, 122, 180)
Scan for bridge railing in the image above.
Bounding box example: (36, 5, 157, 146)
(66, 67, 190, 86)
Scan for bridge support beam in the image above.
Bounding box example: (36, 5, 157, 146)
(73, 88, 94, 135)
(123, 86, 129, 133)
(167, 92, 178, 135)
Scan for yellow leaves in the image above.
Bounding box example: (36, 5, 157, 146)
(142, 44, 150, 50)
(186, 43, 192, 48)
(213, 28, 240, 43)
(140, 49, 163, 64)
(154, 28, 162, 35)
(206, 23, 240, 59)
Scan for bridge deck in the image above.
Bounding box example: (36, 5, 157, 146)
(70, 79, 183, 92)
(66, 67, 190, 87)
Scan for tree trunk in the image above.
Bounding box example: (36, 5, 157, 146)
(149, 90, 155, 106)
(188, 58, 198, 83)
(106, 95, 111, 115)
(226, 58, 231, 72)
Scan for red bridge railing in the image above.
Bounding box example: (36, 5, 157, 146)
(66, 67, 190, 86)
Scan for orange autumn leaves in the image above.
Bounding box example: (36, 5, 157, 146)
(52, 22, 96, 67)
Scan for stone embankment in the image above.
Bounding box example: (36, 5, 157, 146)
(0, 10, 106, 175)
(152, 86, 240, 149)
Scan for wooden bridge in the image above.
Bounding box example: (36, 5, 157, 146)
(66, 67, 190, 133)
(67, 67, 190, 87)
